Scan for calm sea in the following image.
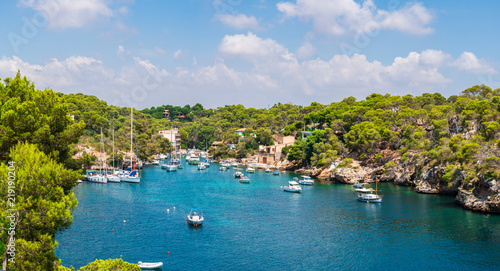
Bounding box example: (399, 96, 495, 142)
(56, 162, 500, 270)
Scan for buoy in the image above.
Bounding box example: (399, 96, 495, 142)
(112, 229, 114, 232)
(123, 220, 126, 223)
(195, 223, 197, 227)
(186, 219, 188, 222)
(167, 251, 170, 254)
(167, 209, 170, 213)
(173, 206, 176, 209)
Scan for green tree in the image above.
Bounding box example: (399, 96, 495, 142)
(78, 258, 140, 271)
(0, 72, 85, 163)
(1, 143, 79, 270)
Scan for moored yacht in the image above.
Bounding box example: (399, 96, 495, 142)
(186, 208, 204, 226)
(284, 181, 302, 193)
(298, 175, 314, 185)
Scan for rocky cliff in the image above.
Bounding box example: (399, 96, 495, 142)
(310, 152, 500, 214)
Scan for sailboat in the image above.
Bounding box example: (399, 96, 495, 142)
(357, 179, 382, 203)
(165, 130, 177, 172)
(88, 128, 107, 183)
(121, 108, 141, 183)
(107, 127, 120, 182)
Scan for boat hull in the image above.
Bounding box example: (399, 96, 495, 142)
(107, 176, 121, 183)
(87, 176, 107, 183)
(284, 188, 301, 193)
(121, 177, 140, 183)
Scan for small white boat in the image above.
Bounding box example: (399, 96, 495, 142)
(284, 181, 302, 193)
(166, 164, 177, 172)
(298, 175, 314, 185)
(120, 170, 141, 183)
(231, 162, 240, 167)
(357, 193, 382, 203)
(353, 183, 364, 188)
(239, 176, 251, 183)
(177, 163, 184, 169)
(265, 168, 272, 173)
(246, 167, 255, 173)
(151, 160, 160, 165)
(198, 163, 207, 170)
(137, 261, 163, 269)
(234, 171, 243, 178)
(220, 166, 227, 171)
(187, 208, 204, 226)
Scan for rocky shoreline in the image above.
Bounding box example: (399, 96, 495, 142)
(288, 154, 499, 214)
(221, 153, 500, 214)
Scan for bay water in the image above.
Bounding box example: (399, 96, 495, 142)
(56, 162, 500, 270)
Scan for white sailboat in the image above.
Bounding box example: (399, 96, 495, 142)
(121, 108, 141, 183)
(357, 180, 382, 203)
(165, 129, 177, 172)
(88, 128, 107, 183)
(107, 127, 121, 183)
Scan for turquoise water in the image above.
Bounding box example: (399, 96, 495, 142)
(56, 163, 500, 270)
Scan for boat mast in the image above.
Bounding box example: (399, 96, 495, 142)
(100, 127, 103, 175)
(112, 125, 115, 171)
(131, 107, 133, 171)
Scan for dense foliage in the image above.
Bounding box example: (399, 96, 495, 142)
(0, 72, 85, 164)
(0, 143, 79, 270)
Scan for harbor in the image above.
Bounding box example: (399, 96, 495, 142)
(56, 162, 500, 270)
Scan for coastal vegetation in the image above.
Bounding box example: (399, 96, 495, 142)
(2, 71, 500, 269)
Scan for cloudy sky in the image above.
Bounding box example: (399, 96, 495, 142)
(1, 0, 499, 109)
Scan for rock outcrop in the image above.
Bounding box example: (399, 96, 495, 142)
(455, 179, 500, 213)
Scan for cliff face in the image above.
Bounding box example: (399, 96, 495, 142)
(456, 179, 500, 213)
(314, 152, 500, 213)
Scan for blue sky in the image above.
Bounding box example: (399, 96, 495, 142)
(1, 0, 499, 109)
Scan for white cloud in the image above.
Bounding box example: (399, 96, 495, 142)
(173, 49, 184, 60)
(215, 13, 260, 29)
(277, 0, 433, 35)
(0, 37, 495, 109)
(219, 32, 289, 61)
(451, 52, 496, 75)
(18, 0, 114, 29)
(117, 45, 125, 60)
(296, 43, 316, 59)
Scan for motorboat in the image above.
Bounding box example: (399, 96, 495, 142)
(353, 183, 364, 188)
(265, 168, 272, 173)
(357, 193, 382, 203)
(239, 176, 251, 183)
(187, 208, 204, 226)
(137, 261, 163, 269)
(273, 170, 280, 175)
(298, 175, 314, 185)
(151, 159, 160, 165)
(234, 171, 243, 178)
(198, 163, 207, 170)
(284, 181, 302, 193)
(246, 167, 255, 173)
(231, 162, 240, 167)
(219, 166, 227, 171)
(177, 163, 184, 169)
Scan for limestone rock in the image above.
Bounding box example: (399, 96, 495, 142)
(455, 179, 500, 213)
